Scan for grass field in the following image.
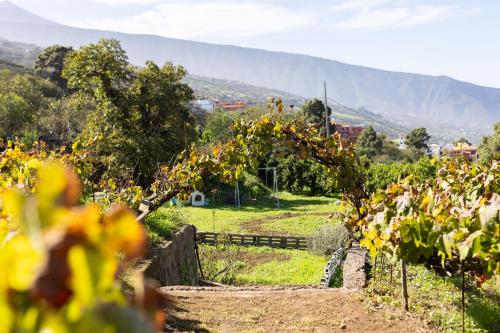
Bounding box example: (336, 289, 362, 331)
(200, 244, 328, 285)
(151, 193, 339, 286)
(168, 192, 340, 236)
(365, 262, 500, 332)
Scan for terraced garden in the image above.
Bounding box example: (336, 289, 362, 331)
(160, 192, 340, 286)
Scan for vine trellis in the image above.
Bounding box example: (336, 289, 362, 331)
(146, 101, 367, 233)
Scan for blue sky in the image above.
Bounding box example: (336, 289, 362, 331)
(9, 0, 500, 88)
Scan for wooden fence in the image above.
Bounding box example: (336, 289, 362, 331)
(196, 232, 309, 250)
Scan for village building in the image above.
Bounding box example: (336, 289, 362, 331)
(218, 101, 247, 112)
(331, 122, 365, 142)
(446, 143, 478, 161)
(398, 134, 407, 150)
(428, 144, 442, 157)
(193, 99, 216, 113)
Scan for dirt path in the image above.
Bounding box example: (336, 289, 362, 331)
(162, 286, 433, 333)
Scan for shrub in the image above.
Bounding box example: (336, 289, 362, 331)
(309, 224, 349, 255)
(364, 157, 437, 194)
(144, 207, 186, 244)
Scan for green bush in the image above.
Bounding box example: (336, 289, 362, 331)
(308, 224, 349, 255)
(364, 157, 437, 193)
(267, 155, 337, 196)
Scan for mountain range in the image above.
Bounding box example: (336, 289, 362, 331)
(0, 1, 498, 136)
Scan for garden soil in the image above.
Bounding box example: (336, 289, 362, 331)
(162, 286, 435, 332)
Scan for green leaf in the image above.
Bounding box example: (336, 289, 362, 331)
(400, 222, 412, 243)
(458, 243, 470, 261)
(442, 233, 453, 259)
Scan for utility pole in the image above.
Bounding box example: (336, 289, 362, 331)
(324, 81, 330, 137)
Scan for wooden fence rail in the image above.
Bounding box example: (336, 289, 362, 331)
(196, 232, 309, 250)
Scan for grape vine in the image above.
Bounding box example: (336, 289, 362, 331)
(361, 159, 500, 279)
(149, 109, 367, 229)
(0, 163, 167, 333)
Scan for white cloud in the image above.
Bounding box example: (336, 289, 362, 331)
(330, 0, 393, 12)
(88, 0, 162, 4)
(71, 1, 311, 39)
(334, 4, 456, 29)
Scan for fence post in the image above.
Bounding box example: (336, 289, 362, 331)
(461, 268, 465, 333)
(401, 259, 409, 311)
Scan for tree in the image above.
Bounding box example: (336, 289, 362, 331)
(478, 122, 500, 164)
(454, 137, 471, 146)
(38, 92, 94, 144)
(202, 108, 238, 143)
(302, 99, 333, 136)
(405, 128, 431, 150)
(63, 39, 196, 186)
(34, 45, 73, 93)
(0, 92, 31, 137)
(356, 126, 383, 157)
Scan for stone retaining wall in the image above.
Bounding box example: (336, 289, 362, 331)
(144, 225, 199, 286)
(342, 246, 369, 289)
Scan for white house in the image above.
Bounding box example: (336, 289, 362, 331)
(398, 134, 407, 150)
(193, 99, 216, 113)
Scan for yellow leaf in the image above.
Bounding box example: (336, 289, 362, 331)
(1, 235, 43, 291)
(103, 206, 146, 259)
(68, 246, 95, 320)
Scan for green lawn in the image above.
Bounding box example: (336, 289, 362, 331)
(260, 215, 333, 236)
(167, 192, 340, 236)
(200, 244, 328, 286)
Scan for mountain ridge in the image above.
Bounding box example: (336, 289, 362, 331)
(0, 1, 498, 132)
(0, 1, 56, 25)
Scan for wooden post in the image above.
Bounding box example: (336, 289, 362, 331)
(324, 81, 330, 137)
(280, 237, 286, 249)
(381, 255, 385, 278)
(401, 259, 409, 311)
(462, 269, 465, 333)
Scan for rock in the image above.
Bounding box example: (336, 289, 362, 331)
(339, 320, 347, 329)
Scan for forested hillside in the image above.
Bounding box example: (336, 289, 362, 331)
(0, 38, 39, 67)
(0, 38, 406, 137)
